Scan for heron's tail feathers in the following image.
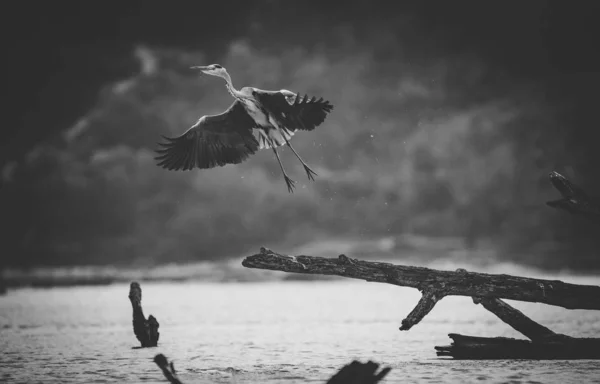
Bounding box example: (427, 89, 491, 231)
(258, 127, 295, 149)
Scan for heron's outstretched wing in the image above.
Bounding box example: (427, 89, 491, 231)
(155, 101, 259, 171)
(253, 90, 334, 131)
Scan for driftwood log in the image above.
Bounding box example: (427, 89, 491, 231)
(129, 282, 160, 348)
(242, 247, 600, 359)
(435, 333, 600, 359)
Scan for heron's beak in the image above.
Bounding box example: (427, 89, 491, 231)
(190, 65, 210, 75)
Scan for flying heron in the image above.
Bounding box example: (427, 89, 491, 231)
(154, 64, 334, 193)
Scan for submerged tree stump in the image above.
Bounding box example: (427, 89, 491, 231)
(152, 354, 391, 384)
(154, 354, 183, 384)
(242, 247, 600, 360)
(326, 360, 391, 384)
(129, 282, 159, 348)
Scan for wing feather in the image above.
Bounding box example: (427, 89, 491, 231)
(253, 90, 334, 132)
(154, 100, 259, 171)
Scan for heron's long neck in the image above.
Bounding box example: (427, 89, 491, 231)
(223, 72, 241, 99)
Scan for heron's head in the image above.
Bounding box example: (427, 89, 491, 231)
(191, 64, 228, 79)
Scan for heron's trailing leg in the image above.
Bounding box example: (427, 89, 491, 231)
(271, 144, 296, 193)
(284, 139, 318, 181)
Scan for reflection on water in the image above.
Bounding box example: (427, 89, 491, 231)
(1, 280, 600, 383)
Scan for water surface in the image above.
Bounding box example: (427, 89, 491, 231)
(1, 280, 600, 383)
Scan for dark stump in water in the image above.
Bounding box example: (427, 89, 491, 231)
(129, 281, 159, 348)
(154, 354, 183, 384)
(152, 354, 391, 384)
(327, 360, 392, 384)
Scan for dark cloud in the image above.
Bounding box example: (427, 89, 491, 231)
(2, 1, 600, 271)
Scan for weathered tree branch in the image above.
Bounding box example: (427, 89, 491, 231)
(400, 289, 442, 331)
(472, 297, 558, 342)
(242, 248, 600, 311)
(430, 297, 600, 359)
(129, 282, 159, 348)
(243, 247, 600, 359)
